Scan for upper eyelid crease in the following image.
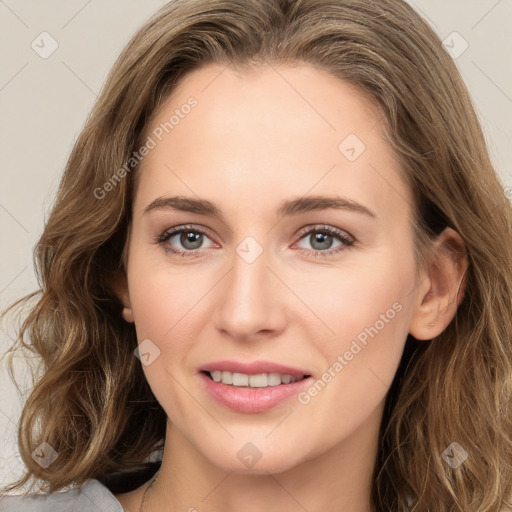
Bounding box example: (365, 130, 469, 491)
(143, 195, 377, 220)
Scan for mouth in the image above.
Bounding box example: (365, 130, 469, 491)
(198, 360, 314, 412)
(201, 370, 311, 388)
(199, 369, 314, 413)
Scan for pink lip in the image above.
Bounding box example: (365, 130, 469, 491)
(200, 372, 313, 413)
(199, 360, 312, 378)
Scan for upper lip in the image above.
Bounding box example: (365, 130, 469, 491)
(200, 360, 312, 378)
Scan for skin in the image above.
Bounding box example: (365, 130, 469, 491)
(113, 62, 468, 512)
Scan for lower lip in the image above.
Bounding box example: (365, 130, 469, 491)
(200, 372, 313, 413)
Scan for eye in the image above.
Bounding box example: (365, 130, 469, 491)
(157, 224, 216, 257)
(294, 224, 354, 258)
(157, 223, 355, 258)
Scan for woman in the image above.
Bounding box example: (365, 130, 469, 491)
(1, 0, 511, 511)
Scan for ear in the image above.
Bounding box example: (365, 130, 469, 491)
(409, 227, 468, 340)
(109, 272, 134, 324)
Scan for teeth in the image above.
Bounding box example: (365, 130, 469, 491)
(249, 374, 267, 387)
(209, 371, 303, 387)
(232, 372, 249, 386)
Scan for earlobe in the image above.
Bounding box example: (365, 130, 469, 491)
(121, 306, 134, 323)
(409, 227, 468, 341)
(109, 272, 135, 324)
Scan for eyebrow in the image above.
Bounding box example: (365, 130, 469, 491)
(143, 194, 377, 219)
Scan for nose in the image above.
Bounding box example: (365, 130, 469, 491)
(212, 243, 287, 342)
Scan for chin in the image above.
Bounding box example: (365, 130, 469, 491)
(199, 439, 307, 476)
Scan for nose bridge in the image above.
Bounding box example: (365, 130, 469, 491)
(214, 235, 283, 338)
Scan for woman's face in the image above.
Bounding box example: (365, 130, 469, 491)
(122, 62, 428, 473)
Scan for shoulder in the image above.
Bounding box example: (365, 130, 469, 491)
(0, 479, 125, 512)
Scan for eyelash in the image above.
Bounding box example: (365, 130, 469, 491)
(156, 224, 355, 258)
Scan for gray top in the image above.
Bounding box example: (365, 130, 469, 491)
(0, 479, 125, 512)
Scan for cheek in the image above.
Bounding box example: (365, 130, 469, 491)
(297, 245, 415, 347)
(126, 261, 204, 418)
(126, 237, 208, 330)
(126, 250, 224, 385)
(295, 248, 415, 432)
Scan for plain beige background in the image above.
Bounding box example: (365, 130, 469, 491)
(0, 0, 511, 490)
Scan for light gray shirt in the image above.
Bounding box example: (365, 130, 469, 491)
(0, 479, 124, 512)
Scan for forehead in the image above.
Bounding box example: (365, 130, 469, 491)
(135, 62, 412, 224)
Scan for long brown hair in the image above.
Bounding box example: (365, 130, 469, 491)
(2, 0, 512, 509)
